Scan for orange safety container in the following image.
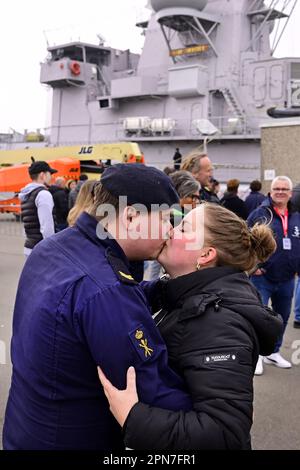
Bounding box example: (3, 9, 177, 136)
(0, 158, 80, 215)
(0, 196, 21, 215)
(126, 153, 145, 164)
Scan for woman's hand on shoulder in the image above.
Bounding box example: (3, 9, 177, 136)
(98, 366, 139, 427)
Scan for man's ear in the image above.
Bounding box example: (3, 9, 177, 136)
(196, 247, 217, 267)
(121, 206, 138, 231)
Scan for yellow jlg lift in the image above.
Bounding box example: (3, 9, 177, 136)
(0, 141, 143, 215)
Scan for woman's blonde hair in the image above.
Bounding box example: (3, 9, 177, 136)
(203, 203, 276, 272)
(67, 180, 97, 227)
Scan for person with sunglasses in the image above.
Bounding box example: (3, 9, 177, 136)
(169, 170, 201, 212)
(247, 176, 300, 374)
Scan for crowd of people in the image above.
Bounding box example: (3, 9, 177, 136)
(163, 150, 300, 374)
(2, 149, 298, 450)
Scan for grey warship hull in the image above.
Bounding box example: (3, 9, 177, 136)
(4, 0, 300, 183)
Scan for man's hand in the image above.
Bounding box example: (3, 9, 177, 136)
(98, 366, 139, 427)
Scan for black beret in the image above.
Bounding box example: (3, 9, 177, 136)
(28, 161, 58, 176)
(100, 164, 179, 209)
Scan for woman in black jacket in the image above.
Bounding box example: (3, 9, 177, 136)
(98, 203, 282, 450)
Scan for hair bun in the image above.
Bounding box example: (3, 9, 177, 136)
(249, 223, 276, 263)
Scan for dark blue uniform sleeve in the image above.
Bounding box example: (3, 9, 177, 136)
(140, 280, 159, 303)
(74, 283, 192, 412)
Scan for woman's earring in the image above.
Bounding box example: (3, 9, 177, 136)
(196, 261, 201, 271)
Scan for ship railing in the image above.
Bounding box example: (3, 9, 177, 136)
(0, 210, 23, 237)
(207, 115, 258, 136)
(0, 114, 260, 147)
(118, 115, 259, 139)
(0, 128, 50, 145)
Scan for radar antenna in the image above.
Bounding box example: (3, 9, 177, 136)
(96, 33, 106, 46)
(246, 0, 297, 54)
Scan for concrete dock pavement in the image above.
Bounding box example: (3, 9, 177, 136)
(0, 214, 299, 450)
(0, 215, 24, 447)
(252, 325, 300, 449)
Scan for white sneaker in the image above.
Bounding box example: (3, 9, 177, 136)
(263, 352, 292, 369)
(254, 356, 264, 375)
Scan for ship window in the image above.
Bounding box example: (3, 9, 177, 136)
(51, 47, 83, 62)
(99, 99, 109, 109)
(291, 63, 300, 80)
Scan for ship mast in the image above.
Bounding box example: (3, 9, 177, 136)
(246, 0, 297, 55)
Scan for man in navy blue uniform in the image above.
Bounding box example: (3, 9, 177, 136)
(3, 164, 191, 450)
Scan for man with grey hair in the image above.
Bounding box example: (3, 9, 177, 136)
(181, 151, 219, 203)
(247, 175, 300, 374)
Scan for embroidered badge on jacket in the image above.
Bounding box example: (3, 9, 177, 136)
(129, 327, 154, 360)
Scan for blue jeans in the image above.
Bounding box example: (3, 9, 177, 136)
(294, 277, 300, 322)
(251, 275, 295, 353)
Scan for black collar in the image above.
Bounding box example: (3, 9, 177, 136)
(166, 266, 240, 309)
(266, 195, 295, 213)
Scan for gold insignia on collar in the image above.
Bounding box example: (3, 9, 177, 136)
(139, 338, 154, 358)
(119, 271, 134, 281)
(135, 330, 143, 340)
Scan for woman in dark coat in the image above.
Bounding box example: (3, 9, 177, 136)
(221, 178, 248, 219)
(98, 203, 282, 450)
